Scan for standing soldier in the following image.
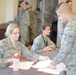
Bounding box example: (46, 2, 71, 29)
(16, 1, 30, 45)
(50, 3, 76, 75)
(58, 0, 73, 40)
(30, 8, 41, 44)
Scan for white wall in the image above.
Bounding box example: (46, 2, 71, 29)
(14, 0, 18, 20)
(6, 0, 14, 22)
(72, 0, 76, 14)
(0, 0, 18, 23)
(6, 0, 18, 22)
(0, 0, 6, 24)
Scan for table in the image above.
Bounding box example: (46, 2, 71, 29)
(39, 48, 66, 75)
(39, 49, 66, 63)
(0, 48, 66, 75)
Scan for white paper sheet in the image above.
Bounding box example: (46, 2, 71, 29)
(32, 59, 66, 74)
(37, 62, 66, 74)
(38, 67, 58, 74)
(9, 61, 34, 70)
(32, 59, 52, 69)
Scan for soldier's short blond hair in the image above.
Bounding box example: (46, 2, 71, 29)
(56, 3, 72, 14)
(5, 24, 19, 37)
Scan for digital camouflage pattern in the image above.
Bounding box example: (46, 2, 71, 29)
(0, 38, 39, 67)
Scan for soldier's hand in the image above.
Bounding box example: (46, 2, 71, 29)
(50, 61, 57, 68)
(47, 47, 53, 51)
(6, 58, 13, 63)
(43, 46, 53, 51)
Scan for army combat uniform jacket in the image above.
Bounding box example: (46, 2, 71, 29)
(31, 34, 56, 54)
(0, 38, 39, 67)
(53, 15, 76, 66)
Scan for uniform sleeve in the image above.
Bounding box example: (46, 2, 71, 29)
(58, 19, 65, 40)
(30, 39, 43, 54)
(20, 43, 40, 62)
(0, 42, 7, 67)
(53, 24, 75, 64)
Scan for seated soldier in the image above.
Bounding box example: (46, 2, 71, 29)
(0, 24, 49, 67)
(31, 25, 56, 54)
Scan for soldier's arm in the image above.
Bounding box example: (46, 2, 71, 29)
(0, 43, 8, 67)
(53, 24, 75, 64)
(20, 43, 40, 62)
(58, 19, 65, 40)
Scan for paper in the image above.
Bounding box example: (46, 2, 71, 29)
(32, 59, 52, 69)
(32, 59, 66, 74)
(37, 62, 66, 74)
(38, 67, 58, 74)
(9, 61, 34, 70)
(56, 62, 66, 72)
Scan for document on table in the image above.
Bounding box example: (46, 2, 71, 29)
(32, 59, 52, 68)
(32, 60, 66, 74)
(9, 61, 34, 70)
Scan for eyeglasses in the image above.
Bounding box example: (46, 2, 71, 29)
(12, 32, 20, 35)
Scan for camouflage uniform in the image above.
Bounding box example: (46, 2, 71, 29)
(53, 15, 76, 75)
(18, 7, 30, 45)
(31, 34, 56, 54)
(0, 38, 40, 67)
(30, 11, 40, 43)
(58, 19, 66, 40)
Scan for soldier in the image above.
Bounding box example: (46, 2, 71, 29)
(0, 24, 49, 67)
(58, 0, 73, 40)
(50, 3, 76, 75)
(30, 8, 41, 44)
(17, 1, 30, 45)
(31, 25, 56, 54)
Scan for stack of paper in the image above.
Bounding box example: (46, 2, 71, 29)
(32, 60, 66, 74)
(32, 59, 52, 68)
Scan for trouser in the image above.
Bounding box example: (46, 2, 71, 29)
(20, 26, 29, 45)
